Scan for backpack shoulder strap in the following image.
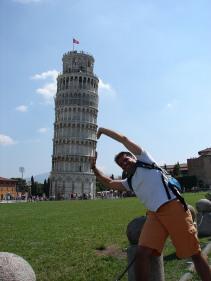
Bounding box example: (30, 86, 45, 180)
(127, 176, 133, 191)
(136, 160, 163, 171)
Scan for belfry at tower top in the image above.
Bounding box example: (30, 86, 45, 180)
(62, 50, 95, 74)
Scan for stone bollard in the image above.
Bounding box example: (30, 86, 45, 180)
(196, 199, 211, 237)
(126, 217, 165, 281)
(0, 252, 36, 281)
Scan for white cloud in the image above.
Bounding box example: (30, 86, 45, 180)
(165, 99, 179, 110)
(36, 83, 57, 100)
(166, 103, 173, 109)
(13, 0, 42, 4)
(98, 78, 116, 98)
(37, 128, 48, 133)
(31, 70, 59, 103)
(31, 70, 58, 81)
(99, 79, 112, 91)
(16, 105, 28, 112)
(0, 134, 15, 145)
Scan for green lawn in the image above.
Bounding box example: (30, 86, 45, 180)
(0, 192, 210, 281)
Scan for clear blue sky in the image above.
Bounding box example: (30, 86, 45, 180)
(0, 0, 211, 179)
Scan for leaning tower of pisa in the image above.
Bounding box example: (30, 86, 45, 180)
(50, 50, 98, 199)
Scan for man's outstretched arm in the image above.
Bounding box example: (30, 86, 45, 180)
(91, 157, 126, 192)
(97, 127, 142, 155)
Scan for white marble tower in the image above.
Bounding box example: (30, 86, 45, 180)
(50, 50, 98, 199)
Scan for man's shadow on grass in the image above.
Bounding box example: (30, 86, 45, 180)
(164, 253, 178, 261)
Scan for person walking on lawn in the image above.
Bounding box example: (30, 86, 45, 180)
(91, 127, 211, 281)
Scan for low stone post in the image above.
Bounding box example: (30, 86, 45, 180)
(126, 217, 165, 281)
(195, 199, 211, 237)
(0, 252, 36, 281)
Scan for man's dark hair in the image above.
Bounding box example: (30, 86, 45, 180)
(114, 151, 135, 165)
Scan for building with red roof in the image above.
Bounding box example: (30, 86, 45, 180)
(0, 177, 17, 200)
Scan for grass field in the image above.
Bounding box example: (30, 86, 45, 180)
(0, 192, 210, 281)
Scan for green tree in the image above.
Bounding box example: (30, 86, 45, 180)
(198, 180, 204, 189)
(172, 162, 181, 177)
(11, 178, 27, 192)
(96, 178, 107, 192)
(47, 178, 50, 197)
(31, 176, 37, 196)
(43, 179, 50, 197)
(43, 179, 47, 195)
(36, 183, 44, 196)
(177, 175, 198, 191)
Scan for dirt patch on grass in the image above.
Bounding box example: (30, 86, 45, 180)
(95, 244, 126, 259)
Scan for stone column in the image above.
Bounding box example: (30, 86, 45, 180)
(126, 217, 165, 281)
(0, 252, 36, 281)
(196, 199, 211, 237)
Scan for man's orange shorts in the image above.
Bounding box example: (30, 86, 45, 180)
(139, 199, 201, 258)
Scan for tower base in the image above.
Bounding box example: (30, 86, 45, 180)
(50, 172, 96, 200)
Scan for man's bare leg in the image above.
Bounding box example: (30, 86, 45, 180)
(134, 246, 154, 281)
(192, 253, 211, 281)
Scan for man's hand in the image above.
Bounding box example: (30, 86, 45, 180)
(90, 152, 97, 170)
(90, 157, 96, 170)
(97, 127, 104, 139)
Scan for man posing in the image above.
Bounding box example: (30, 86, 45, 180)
(91, 127, 211, 281)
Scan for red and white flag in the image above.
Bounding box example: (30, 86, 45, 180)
(73, 38, 79, 44)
